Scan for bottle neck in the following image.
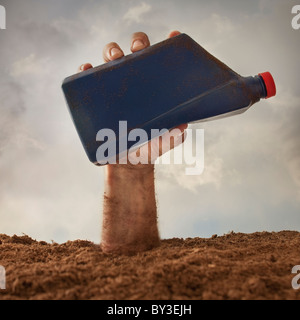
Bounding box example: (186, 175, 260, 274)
(243, 75, 267, 101)
(257, 75, 268, 99)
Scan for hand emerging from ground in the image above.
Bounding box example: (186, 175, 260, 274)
(78, 31, 187, 255)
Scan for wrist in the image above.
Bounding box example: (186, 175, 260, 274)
(105, 163, 154, 188)
(106, 163, 154, 174)
(102, 163, 159, 255)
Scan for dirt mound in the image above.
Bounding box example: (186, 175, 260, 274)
(0, 231, 299, 300)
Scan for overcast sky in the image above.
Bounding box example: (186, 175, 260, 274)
(0, 0, 299, 243)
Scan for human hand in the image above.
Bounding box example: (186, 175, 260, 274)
(80, 31, 187, 253)
(77, 31, 187, 165)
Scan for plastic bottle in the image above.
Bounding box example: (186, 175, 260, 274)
(62, 33, 276, 164)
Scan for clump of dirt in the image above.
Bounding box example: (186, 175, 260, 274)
(0, 231, 299, 300)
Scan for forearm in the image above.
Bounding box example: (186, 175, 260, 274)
(101, 164, 160, 254)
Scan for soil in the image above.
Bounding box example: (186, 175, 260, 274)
(0, 231, 299, 300)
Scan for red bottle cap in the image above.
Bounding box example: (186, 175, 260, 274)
(259, 72, 276, 99)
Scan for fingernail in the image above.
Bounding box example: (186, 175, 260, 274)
(80, 64, 85, 71)
(132, 39, 144, 50)
(110, 47, 122, 58)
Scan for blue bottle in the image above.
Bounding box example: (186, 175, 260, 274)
(62, 33, 276, 165)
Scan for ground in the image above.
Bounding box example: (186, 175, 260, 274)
(0, 231, 299, 300)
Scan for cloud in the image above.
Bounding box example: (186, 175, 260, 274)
(156, 136, 226, 193)
(0, 78, 26, 153)
(10, 54, 50, 77)
(123, 2, 152, 24)
(279, 95, 300, 198)
(0, 0, 300, 243)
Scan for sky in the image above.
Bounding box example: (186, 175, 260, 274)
(0, 0, 299, 243)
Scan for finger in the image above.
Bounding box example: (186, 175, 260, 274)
(77, 63, 93, 73)
(168, 30, 181, 38)
(163, 127, 186, 152)
(102, 42, 124, 63)
(170, 124, 188, 147)
(175, 123, 188, 132)
(172, 127, 187, 147)
(145, 125, 187, 163)
(130, 32, 151, 53)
